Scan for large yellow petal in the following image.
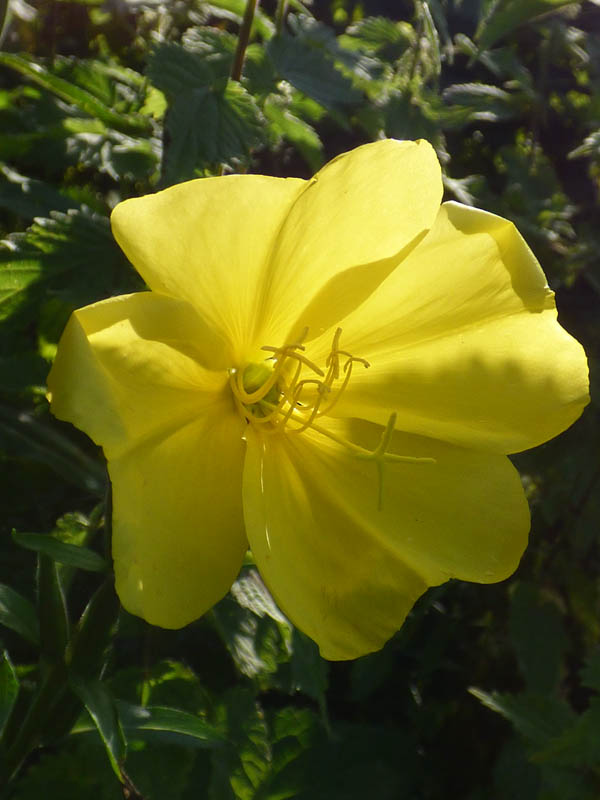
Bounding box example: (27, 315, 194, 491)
(48, 291, 247, 626)
(312, 202, 589, 454)
(243, 418, 529, 660)
(110, 175, 306, 366)
(48, 292, 230, 460)
(257, 139, 443, 344)
(110, 407, 247, 628)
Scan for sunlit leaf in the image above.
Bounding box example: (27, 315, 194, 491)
(475, 0, 579, 50)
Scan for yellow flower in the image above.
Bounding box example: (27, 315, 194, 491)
(47, 140, 589, 660)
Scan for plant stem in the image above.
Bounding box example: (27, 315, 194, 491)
(231, 0, 259, 82)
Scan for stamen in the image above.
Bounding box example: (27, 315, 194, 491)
(230, 330, 435, 510)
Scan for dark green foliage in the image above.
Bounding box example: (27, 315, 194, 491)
(0, 0, 599, 798)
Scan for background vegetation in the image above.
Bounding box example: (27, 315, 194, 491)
(0, 0, 599, 797)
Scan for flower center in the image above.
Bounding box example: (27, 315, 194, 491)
(229, 327, 368, 432)
(228, 328, 435, 510)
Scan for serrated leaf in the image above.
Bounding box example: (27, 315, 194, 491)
(267, 33, 361, 111)
(534, 697, 600, 769)
(344, 16, 414, 60)
(0, 164, 78, 218)
(147, 42, 221, 97)
(475, 0, 578, 50)
(443, 82, 524, 125)
(0, 53, 152, 136)
(0, 650, 19, 737)
(13, 531, 108, 573)
(163, 81, 265, 182)
(0, 209, 128, 325)
(0, 583, 39, 645)
(469, 689, 575, 749)
(70, 675, 127, 782)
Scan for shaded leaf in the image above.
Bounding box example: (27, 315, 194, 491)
(13, 531, 108, 573)
(475, 0, 579, 50)
(70, 675, 126, 782)
(267, 33, 361, 111)
(117, 702, 226, 748)
(0, 650, 19, 738)
(0, 583, 39, 645)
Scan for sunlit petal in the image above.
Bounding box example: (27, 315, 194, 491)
(111, 406, 246, 628)
(258, 139, 443, 343)
(111, 174, 306, 365)
(48, 292, 229, 460)
(243, 417, 528, 660)
(317, 202, 589, 453)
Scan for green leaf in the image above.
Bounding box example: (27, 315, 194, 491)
(69, 675, 126, 782)
(0, 53, 152, 136)
(534, 697, 600, 769)
(581, 649, 600, 692)
(469, 689, 575, 749)
(0, 209, 129, 326)
(163, 82, 265, 182)
(0, 163, 79, 218)
(0, 650, 19, 738)
(475, 0, 579, 50)
(267, 33, 362, 111)
(37, 554, 69, 663)
(13, 531, 108, 573)
(344, 16, 414, 60)
(442, 82, 525, 126)
(204, 0, 275, 39)
(509, 582, 567, 692)
(0, 583, 39, 645)
(263, 96, 324, 171)
(117, 702, 226, 748)
(0, 405, 106, 495)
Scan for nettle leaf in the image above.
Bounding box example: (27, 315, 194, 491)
(0, 163, 78, 219)
(148, 43, 265, 181)
(442, 82, 526, 126)
(267, 32, 361, 112)
(164, 82, 264, 183)
(475, 0, 579, 50)
(469, 689, 575, 750)
(343, 16, 415, 61)
(0, 209, 129, 325)
(0, 53, 152, 136)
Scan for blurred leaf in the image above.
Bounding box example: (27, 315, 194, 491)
(267, 33, 361, 112)
(475, 0, 579, 50)
(443, 82, 525, 125)
(12, 531, 108, 573)
(37, 553, 69, 663)
(0, 583, 39, 645)
(581, 650, 600, 692)
(116, 702, 226, 748)
(569, 128, 600, 160)
(263, 96, 324, 170)
(469, 689, 575, 749)
(534, 697, 600, 769)
(0, 406, 105, 495)
(290, 629, 328, 711)
(0, 650, 19, 738)
(70, 675, 126, 782)
(204, 0, 275, 40)
(0, 164, 79, 218)
(0, 53, 152, 136)
(344, 16, 414, 61)
(508, 582, 567, 692)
